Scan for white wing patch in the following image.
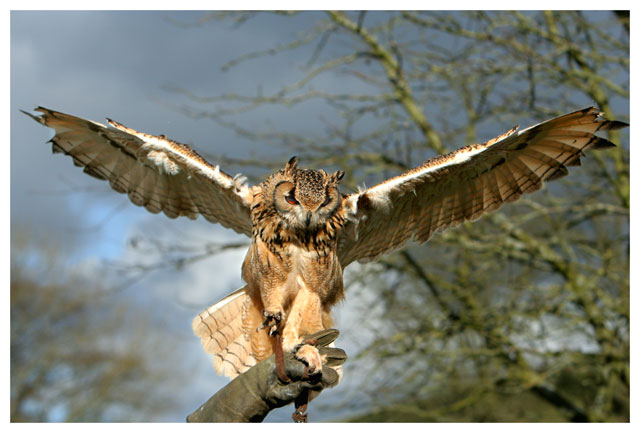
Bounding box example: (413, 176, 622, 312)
(344, 140, 496, 220)
(367, 131, 515, 202)
(146, 150, 180, 175)
(106, 118, 247, 197)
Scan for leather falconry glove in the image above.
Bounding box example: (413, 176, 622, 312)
(186, 329, 347, 423)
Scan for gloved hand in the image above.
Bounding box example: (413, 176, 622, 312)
(187, 329, 347, 423)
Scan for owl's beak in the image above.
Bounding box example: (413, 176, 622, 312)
(305, 211, 312, 227)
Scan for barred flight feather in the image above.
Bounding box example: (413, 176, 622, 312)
(22, 106, 253, 236)
(339, 107, 627, 266)
(192, 287, 257, 379)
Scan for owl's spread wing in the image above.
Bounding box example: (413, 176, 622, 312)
(338, 107, 627, 266)
(24, 107, 254, 236)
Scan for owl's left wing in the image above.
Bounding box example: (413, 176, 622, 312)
(23, 107, 254, 236)
(338, 107, 627, 267)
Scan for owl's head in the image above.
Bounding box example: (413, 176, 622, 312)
(270, 157, 344, 230)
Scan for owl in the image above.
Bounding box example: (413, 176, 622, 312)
(24, 106, 627, 379)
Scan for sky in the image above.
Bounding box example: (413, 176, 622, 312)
(10, 10, 370, 422)
(13, 11, 304, 255)
(9, 8, 633, 424)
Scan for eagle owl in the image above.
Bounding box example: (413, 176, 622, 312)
(24, 106, 627, 378)
(236, 158, 347, 372)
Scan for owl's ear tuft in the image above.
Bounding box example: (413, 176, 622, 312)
(332, 170, 345, 183)
(285, 156, 298, 175)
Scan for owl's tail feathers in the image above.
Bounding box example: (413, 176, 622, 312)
(192, 287, 257, 379)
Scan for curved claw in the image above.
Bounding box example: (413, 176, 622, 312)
(257, 309, 283, 336)
(294, 344, 323, 375)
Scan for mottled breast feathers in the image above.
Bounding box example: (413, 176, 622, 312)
(251, 156, 347, 258)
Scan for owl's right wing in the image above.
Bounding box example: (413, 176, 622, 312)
(338, 107, 627, 267)
(23, 107, 254, 236)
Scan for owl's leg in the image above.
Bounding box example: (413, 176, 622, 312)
(281, 287, 324, 374)
(259, 287, 286, 337)
(245, 291, 277, 363)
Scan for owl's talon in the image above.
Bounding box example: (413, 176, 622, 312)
(258, 308, 284, 336)
(294, 344, 323, 375)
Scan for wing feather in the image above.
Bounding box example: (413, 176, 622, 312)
(192, 287, 257, 379)
(23, 107, 253, 236)
(162, 173, 189, 219)
(483, 172, 503, 213)
(339, 107, 627, 266)
(107, 156, 135, 194)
